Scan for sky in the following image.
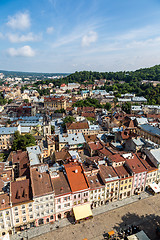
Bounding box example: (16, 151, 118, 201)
(1, 0, 160, 73)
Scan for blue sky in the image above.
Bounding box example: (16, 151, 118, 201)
(0, 0, 160, 73)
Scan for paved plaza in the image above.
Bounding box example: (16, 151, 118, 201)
(11, 192, 160, 240)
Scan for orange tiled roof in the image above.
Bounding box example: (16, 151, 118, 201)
(65, 162, 89, 192)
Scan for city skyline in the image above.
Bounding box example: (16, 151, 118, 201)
(1, 0, 160, 73)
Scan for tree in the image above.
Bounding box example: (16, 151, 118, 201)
(63, 116, 75, 124)
(24, 99, 29, 103)
(104, 102, 111, 111)
(122, 102, 131, 114)
(12, 131, 36, 151)
(62, 116, 75, 130)
(8, 99, 13, 104)
(51, 125, 55, 134)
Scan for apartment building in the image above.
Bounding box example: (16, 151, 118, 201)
(0, 193, 13, 237)
(124, 153, 147, 195)
(114, 165, 133, 200)
(44, 96, 66, 110)
(30, 164, 55, 226)
(66, 122, 89, 135)
(10, 178, 34, 232)
(138, 153, 158, 188)
(99, 165, 119, 203)
(51, 171, 72, 220)
(64, 162, 92, 222)
(65, 162, 90, 206)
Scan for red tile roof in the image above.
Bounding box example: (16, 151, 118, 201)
(125, 154, 147, 174)
(98, 148, 113, 157)
(87, 174, 105, 190)
(8, 150, 30, 178)
(0, 193, 10, 210)
(30, 166, 53, 197)
(11, 179, 32, 205)
(66, 121, 89, 130)
(84, 134, 97, 143)
(51, 172, 71, 196)
(108, 154, 125, 163)
(99, 165, 118, 182)
(88, 141, 103, 151)
(65, 162, 89, 192)
(55, 150, 71, 162)
(114, 165, 131, 179)
(82, 112, 95, 118)
(44, 96, 65, 102)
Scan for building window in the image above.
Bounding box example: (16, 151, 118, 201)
(23, 217, 26, 222)
(64, 197, 67, 201)
(74, 195, 76, 199)
(58, 205, 61, 209)
(67, 196, 70, 200)
(57, 199, 61, 203)
(16, 219, 19, 223)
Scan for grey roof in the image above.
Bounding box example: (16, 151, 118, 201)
(19, 121, 43, 127)
(118, 98, 131, 102)
(26, 145, 42, 166)
(135, 230, 150, 240)
(89, 124, 100, 131)
(150, 148, 160, 163)
(132, 138, 145, 146)
(0, 127, 18, 135)
(59, 133, 86, 145)
(140, 124, 160, 137)
(136, 118, 148, 125)
(21, 127, 30, 133)
(131, 106, 142, 111)
(132, 96, 147, 102)
(26, 145, 42, 155)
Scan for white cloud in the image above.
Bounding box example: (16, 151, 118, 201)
(7, 45, 35, 57)
(82, 31, 98, 47)
(7, 32, 41, 43)
(46, 27, 54, 34)
(7, 12, 31, 30)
